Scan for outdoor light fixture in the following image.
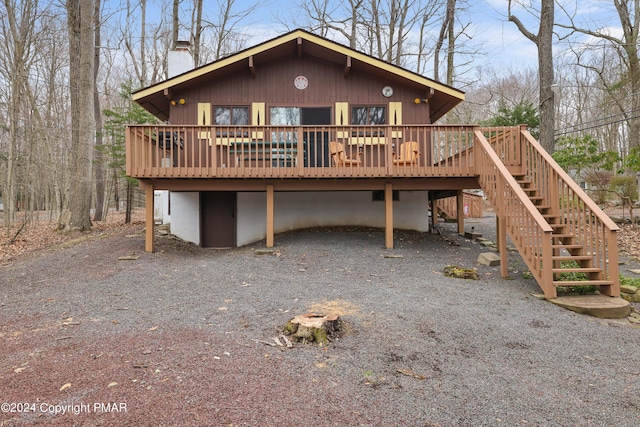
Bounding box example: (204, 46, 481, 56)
(170, 99, 187, 106)
(179, 98, 186, 105)
(414, 97, 428, 104)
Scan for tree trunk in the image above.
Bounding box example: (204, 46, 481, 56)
(60, 0, 94, 232)
(192, 0, 203, 66)
(538, 0, 555, 153)
(171, 0, 179, 50)
(508, 0, 556, 153)
(93, 0, 105, 222)
(125, 179, 132, 224)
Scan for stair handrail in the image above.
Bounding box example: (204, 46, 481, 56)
(519, 129, 620, 231)
(473, 129, 555, 296)
(519, 129, 620, 295)
(473, 130, 552, 231)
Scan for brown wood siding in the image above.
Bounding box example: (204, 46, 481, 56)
(169, 55, 432, 126)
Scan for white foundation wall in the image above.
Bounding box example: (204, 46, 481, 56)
(237, 190, 429, 246)
(152, 190, 172, 224)
(169, 192, 200, 245)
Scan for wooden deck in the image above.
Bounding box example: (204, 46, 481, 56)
(126, 124, 620, 299)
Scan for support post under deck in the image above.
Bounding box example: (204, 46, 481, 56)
(144, 184, 154, 253)
(385, 183, 393, 249)
(456, 190, 465, 235)
(266, 184, 274, 248)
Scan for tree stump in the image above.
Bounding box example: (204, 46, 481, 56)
(283, 313, 342, 345)
(443, 265, 479, 280)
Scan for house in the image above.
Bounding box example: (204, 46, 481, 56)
(127, 29, 620, 300)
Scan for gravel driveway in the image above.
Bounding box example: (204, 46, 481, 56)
(1, 217, 639, 426)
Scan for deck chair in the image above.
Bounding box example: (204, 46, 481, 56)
(393, 141, 420, 166)
(329, 141, 361, 166)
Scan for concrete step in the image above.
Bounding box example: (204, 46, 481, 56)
(547, 294, 630, 319)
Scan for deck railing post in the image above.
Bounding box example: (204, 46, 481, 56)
(495, 175, 509, 277)
(541, 231, 555, 298)
(604, 229, 620, 296)
(518, 124, 527, 172)
(297, 127, 304, 176)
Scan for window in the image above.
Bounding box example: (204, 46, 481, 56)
(214, 107, 249, 125)
(270, 107, 301, 125)
(214, 106, 249, 140)
(270, 107, 300, 143)
(352, 106, 386, 125)
(372, 190, 399, 201)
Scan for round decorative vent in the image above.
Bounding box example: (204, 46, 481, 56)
(294, 75, 308, 90)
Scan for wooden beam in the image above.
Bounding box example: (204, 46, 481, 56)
(297, 37, 303, 58)
(145, 184, 154, 253)
(344, 56, 351, 77)
(266, 184, 274, 247)
(138, 177, 481, 192)
(385, 183, 393, 249)
(456, 190, 465, 235)
(248, 55, 256, 78)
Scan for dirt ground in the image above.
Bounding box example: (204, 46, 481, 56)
(1, 210, 639, 426)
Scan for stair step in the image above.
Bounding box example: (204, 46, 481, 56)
(552, 267, 602, 273)
(550, 223, 566, 229)
(552, 244, 583, 250)
(552, 255, 593, 261)
(536, 205, 552, 212)
(552, 233, 575, 239)
(553, 280, 613, 287)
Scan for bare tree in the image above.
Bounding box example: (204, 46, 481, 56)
(123, 0, 149, 86)
(203, 0, 258, 61)
(433, 0, 455, 84)
(508, 0, 556, 153)
(60, 0, 95, 232)
(557, 0, 640, 152)
(93, 0, 106, 221)
(0, 0, 40, 234)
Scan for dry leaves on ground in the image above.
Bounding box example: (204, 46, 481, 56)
(617, 223, 640, 261)
(0, 210, 144, 263)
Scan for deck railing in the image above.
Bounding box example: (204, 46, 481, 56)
(126, 124, 477, 179)
(436, 192, 484, 218)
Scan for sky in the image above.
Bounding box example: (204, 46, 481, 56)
(137, 0, 625, 83)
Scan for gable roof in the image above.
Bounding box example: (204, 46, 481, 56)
(133, 29, 465, 122)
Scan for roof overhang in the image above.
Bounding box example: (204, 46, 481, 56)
(133, 29, 465, 122)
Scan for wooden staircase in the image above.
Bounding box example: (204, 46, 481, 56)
(473, 126, 620, 299)
(513, 174, 616, 295)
